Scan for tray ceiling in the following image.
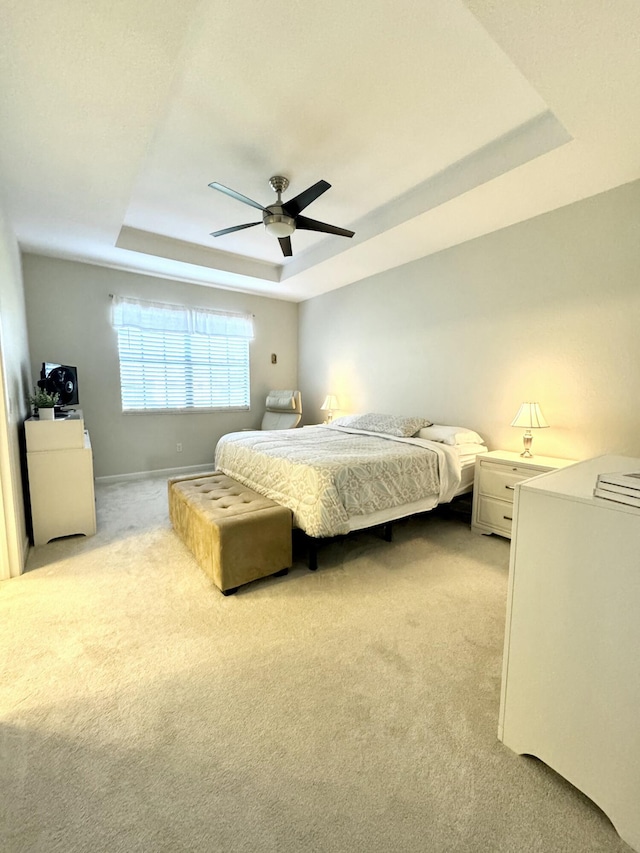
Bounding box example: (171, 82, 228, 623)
(1, 1, 639, 301)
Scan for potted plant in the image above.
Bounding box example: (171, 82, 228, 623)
(29, 387, 60, 420)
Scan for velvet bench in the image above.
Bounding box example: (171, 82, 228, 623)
(168, 472, 292, 595)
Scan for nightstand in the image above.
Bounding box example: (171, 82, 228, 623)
(471, 450, 575, 539)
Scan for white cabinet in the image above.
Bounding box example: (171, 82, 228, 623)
(471, 450, 575, 538)
(26, 414, 96, 546)
(500, 455, 640, 852)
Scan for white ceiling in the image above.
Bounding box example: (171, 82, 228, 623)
(1, 0, 639, 302)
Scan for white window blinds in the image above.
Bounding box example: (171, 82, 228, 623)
(111, 297, 253, 412)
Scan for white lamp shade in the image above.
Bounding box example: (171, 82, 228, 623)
(511, 402, 549, 429)
(321, 395, 339, 411)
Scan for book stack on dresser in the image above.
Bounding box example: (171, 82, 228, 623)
(594, 469, 640, 508)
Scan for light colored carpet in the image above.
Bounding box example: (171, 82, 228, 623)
(0, 475, 629, 853)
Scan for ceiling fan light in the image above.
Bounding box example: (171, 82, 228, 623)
(264, 214, 295, 238)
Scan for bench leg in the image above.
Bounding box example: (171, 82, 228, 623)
(273, 568, 289, 577)
(222, 587, 238, 596)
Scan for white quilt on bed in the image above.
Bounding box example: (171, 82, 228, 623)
(214, 425, 461, 538)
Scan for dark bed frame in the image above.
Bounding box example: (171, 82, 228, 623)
(296, 492, 473, 571)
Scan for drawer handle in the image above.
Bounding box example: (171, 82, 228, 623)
(503, 515, 513, 521)
(505, 485, 515, 491)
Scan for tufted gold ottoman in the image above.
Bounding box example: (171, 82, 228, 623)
(168, 472, 292, 595)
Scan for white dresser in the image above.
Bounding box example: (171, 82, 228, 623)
(26, 413, 96, 546)
(471, 450, 575, 538)
(500, 455, 640, 852)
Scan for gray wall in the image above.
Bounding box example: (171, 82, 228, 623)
(299, 178, 640, 462)
(0, 206, 31, 577)
(22, 256, 298, 477)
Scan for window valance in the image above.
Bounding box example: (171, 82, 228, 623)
(111, 296, 254, 339)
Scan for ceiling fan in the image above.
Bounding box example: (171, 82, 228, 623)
(208, 175, 355, 257)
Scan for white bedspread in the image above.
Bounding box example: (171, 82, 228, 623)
(214, 425, 462, 538)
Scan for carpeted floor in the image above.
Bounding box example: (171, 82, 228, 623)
(0, 475, 630, 853)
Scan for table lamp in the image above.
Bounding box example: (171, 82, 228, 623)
(511, 402, 549, 457)
(320, 394, 339, 423)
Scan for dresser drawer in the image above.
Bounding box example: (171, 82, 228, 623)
(478, 462, 532, 502)
(476, 495, 514, 536)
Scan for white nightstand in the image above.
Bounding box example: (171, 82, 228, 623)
(471, 450, 575, 539)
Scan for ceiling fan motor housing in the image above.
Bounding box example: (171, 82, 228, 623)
(264, 176, 295, 235)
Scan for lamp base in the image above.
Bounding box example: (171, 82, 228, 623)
(520, 431, 533, 457)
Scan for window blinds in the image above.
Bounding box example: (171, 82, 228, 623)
(112, 297, 253, 412)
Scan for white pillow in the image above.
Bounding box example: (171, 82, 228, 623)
(417, 424, 484, 446)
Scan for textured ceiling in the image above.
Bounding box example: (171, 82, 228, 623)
(1, 0, 639, 301)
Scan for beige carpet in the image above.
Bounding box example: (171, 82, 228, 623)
(0, 475, 629, 853)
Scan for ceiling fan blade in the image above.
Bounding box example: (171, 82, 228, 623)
(278, 236, 292, 257)
(282, 180, 331, 217)
(210, 222, 261, 238)
(295, 215, 355, 238)
(208, 182, 267, 212)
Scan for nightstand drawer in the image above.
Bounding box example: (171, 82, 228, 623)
(478, 462, 531, 502)
(476, 495, 514, 536)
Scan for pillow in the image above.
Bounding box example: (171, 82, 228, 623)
(417, 424, 484, 446)
(331, 412, 432, 438)
(266, 391, 297, 410)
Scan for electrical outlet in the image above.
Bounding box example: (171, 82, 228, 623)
(176, 442, 183, 452)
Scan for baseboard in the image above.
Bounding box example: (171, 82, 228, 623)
(95, 463, 214, 485)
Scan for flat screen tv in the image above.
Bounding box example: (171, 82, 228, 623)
(38, 363, 79, 407)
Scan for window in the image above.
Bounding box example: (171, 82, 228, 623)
(112, 296, 253, 412)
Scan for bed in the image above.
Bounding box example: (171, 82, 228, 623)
(214, 413, 487, 541)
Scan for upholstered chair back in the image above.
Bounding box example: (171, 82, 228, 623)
(261, 390, 302, 430)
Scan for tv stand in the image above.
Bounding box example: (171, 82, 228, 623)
(25, 412, 96, 546)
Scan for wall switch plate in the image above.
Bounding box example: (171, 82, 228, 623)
(271, 353, 277, 364)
